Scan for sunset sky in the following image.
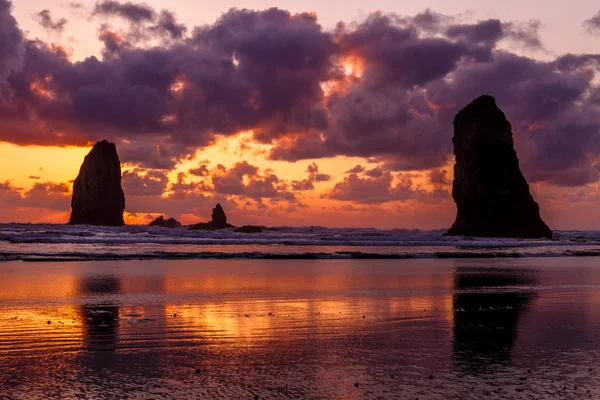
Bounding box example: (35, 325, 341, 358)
(0, 0, 600, 228)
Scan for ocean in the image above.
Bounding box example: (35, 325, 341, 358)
(1, 223, 600, 261)
(2, 226, 600, 398)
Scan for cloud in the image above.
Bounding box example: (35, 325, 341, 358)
(0, 180, 71, 212)
(0, 0, 23, 78)
(122, 168, 169, 196)
(326, 172, 425, 204)
(584, 11, 600, 34)
(306, 162, 332, 182)
(34, 10, 68, 34)
(149, 10, 187, 39)
(188, 161, 210, 177)
(291, 179, 314, 191)
(211, 161, 298, 202)
(428, 168, 450, 185)
(0, 3, 598, 190)
(92, 0, 155, 23)
(345, 165, 364, 174)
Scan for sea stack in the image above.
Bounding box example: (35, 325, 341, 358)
(446, 95, 552, 238)
(189, 204, 233, 230)
(69, 140, 125, 226)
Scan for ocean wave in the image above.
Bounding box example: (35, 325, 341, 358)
(1, 223, 600, 261)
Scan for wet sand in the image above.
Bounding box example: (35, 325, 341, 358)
(1, 258, 600, 399)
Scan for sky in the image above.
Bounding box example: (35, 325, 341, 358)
(0, 0, 599, 229)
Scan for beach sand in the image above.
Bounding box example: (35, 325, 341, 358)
(1, 258, 600, 399)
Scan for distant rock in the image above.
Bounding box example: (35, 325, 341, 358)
(149, 216, 181, 228)
(234, 225, 264, 233)
(189, 204, 233, 230)
(446, 95, 552, 238)
(69, 140, 125, 226)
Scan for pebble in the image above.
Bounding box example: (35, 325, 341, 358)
(47, 321, 51, 324)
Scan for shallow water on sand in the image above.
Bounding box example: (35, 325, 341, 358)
(1, 258, 600, 399)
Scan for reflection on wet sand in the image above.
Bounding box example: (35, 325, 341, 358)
(1, 259, 600, 398)
(452, 266, 538, 373)
(79, 275, 121, 351)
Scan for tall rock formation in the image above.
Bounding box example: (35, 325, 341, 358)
(446, 95, 552, 238)
(189, 204, 233, 230)
(69, 140, 125, 226)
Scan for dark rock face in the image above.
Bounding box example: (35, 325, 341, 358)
(446, 95, 552, 239)
(234, 225, 264, 233)
(189, 204, 233, 230)
(149, 216, 181, 228)
(69, 140, 125, 226)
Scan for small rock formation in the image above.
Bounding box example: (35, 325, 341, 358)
(446, 95, 552, 239)
(234, 225, 264, 233)
(149, 216, 181, 228)
(69, 140, 125, 226)
(189, 204, 233, 230)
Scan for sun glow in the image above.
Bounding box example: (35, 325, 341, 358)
(170, 76, 186, 93)
(30, 76, 55, 100)
(341, 54, 365, 78)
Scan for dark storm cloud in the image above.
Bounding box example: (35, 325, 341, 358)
(0, 0, 22, 76)
(2, 6, 336, 168)
(92, 0, 155, 23)
(424, 51, 600, 186)
(34, 10, 68, 34)
(0, 2, 599, 188)
(149, 10, 187, 39)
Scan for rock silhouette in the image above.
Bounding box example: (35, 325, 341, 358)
(234, 225, 263, 233)
(189, 204, 233, 230)
(69, 140, 125, 226)
(446, 95, 552, 238)
(149, 216, 181, 228)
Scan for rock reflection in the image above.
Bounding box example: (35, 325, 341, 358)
(452, 266, 538, 373)
(79, 275, 121, 351)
